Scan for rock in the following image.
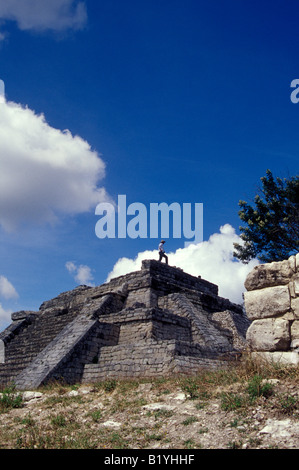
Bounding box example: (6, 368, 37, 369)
(142, 403, 175, 412)
(102, 420, 122, 428)
(259, 418, 299, 439)
(22, 391, 43, 401)
(293, 275, 299, 296)
(291, 297, 299, 318)
(0, 340, 4, 364)
(246, 318, 291, 351)
(244, 285, 290, 320)
(261, 378, 279, 386)
(290, 321, 299, 349)
(244, 259, 294, 291)
(172, 393, 186, 401)
(244, 254, 299, 365)
(251, 351, 299, 366)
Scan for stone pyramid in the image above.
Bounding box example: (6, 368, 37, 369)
(0, 260, 250, 390)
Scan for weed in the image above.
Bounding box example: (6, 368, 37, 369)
(148, 433, 163, 441)
(183, 438, 201, 449)
(278, 394, 299, 415)
(109, 431, 128, 449)
(180, 378, 200, 400)
(182, 416, 198, 426)
(227, 440, 243, 449)
(246, 374, 274, 401)
(153, 408, 174, 420)
(103, 379, 117, 393)
(51, 414, 67, 427)
(0, 386, 23, 412)
(90, 409, 102, 422)
(230, 418, 239, 428)
(198, 426, 209, 434)
(220, 392, 246, 411)
(21, 414, 35, 427)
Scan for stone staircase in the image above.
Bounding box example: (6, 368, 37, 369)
(0, 307, 81, 385)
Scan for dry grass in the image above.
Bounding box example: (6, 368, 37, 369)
(0, 359, 298, 449)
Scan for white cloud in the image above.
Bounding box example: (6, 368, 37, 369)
(0, 99, 111, 231)
(0, 275, 19, 300)
(107, 224, 259, 305)
(0, 0, 87, 33)
(66, 261, 94, 286)
(0, 276, 18, 332)
(0, 303, 13, 331)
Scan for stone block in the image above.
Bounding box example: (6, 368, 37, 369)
(251, 351, 299, 366)
(0, 340, 4, 364)
(290, 320, 299, 349)
(244, 259, 294, 291)
(288, 255, 296, 273)
(291, 297, 299, 318)
(244, 285, 290, 320)
(294, 276, 299, 296)
(246, 318, 291, 351)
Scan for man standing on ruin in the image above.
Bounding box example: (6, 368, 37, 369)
(158, 240, 168, 264)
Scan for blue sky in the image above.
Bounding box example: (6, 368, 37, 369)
(0, 0, 298, 330)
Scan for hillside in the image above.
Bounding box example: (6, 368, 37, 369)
(0, 359, 298, 450)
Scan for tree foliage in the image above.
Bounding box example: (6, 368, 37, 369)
(233, 170, 299, 263)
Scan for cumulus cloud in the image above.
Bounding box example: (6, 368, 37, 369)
(0, 276, 18, 331)
(0, 275, 19, 300)
(0, 99, 110, 231)
(0, 303, 13, 331)
(107, 224, 259, 305)
(66, 261, 95, 286)
(0, 0, 87, 33)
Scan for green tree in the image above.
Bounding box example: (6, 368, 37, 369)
(233, 170, 299, 263)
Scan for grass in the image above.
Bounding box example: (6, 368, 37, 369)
(182, 416, 198, 426)
(278, 394, 299, 415)
(246, 374, 274, 401)
(0, 386, 23, 412)
(0, 359, 298, 449)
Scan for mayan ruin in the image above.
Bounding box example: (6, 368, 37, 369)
(0, 260, 250, 390)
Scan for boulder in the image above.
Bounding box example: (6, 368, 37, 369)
(246, 318, 291, 351)
(290, 320, 299, 349)
(291, 297, 299, 318)
(244, 258, 295, 292)
(251, 351, 299, 366)
(244, 285, 290, 320)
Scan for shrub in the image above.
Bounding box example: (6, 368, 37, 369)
(180, 378, 200, 400)
(246, 375, 274, 401)
(220, 392, 246, 411)
(103, 379, 117, 393)
(0, 386, 23, 412)
(278, 394, 299, 415)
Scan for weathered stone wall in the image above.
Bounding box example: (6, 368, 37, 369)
(244, 253, 299, 365)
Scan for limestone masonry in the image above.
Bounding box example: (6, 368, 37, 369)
(0, 260, 249, 390)
(244, 253, 299, 366)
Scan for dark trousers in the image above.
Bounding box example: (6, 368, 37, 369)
(159, 251, 168, 264)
